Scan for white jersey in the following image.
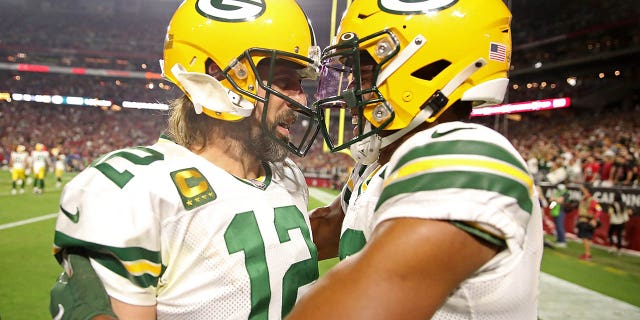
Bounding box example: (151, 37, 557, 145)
(10, 151, 29, 170)
(337, 161, 387, 260)
(55, 156, 66, 171)
(53, 139, 318, 319)
(31, 150, 49, 171)
(340, 121, 543, 319)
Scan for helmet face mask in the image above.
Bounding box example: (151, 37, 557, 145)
(252, 55, 321, 157)
(316, 31, 398, 153)
(315, 0, 512, 158)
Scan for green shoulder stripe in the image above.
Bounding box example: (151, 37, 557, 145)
(54, 231, 164, 288)
(394, 140, 528, 174)
(376, 170, 533, 213)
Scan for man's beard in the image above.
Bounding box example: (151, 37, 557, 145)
(250, 120, 290, 163)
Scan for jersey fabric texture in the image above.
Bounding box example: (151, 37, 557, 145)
(53, 138, 318, 319)
(339, 121, 543, 319)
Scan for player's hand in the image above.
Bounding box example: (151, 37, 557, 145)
(50, 254, 118, 320)
(309, 197, 344, 260)
(309, 205, 333, 220)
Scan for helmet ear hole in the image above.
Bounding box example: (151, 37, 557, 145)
(205, 58, 225, 81)
(411, 59, 451, 81)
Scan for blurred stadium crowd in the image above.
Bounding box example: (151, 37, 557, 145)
(0, 1, 638, 193)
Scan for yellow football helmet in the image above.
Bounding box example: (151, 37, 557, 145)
(316, 0, 511, 162)
(162, 0, 321, 156)
(16, 145, 26, 152)
(35, 143, 45, 151)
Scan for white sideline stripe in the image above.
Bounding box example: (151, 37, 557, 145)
(309, 187, 337, 204)
(539, 272, 640, 319)
(0, 213, 57, 230)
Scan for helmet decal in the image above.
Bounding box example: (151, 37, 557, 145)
(378, 0, 458, 14)
(195, 0, 265, 22)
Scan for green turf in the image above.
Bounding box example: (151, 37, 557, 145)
(0, 172, 68, 319)
(1, 172, 639, 319)
(541, 235, 640, 306)
(308, 196, 328, 212)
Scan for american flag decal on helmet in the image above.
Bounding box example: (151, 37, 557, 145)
(489, 42, 506, 62)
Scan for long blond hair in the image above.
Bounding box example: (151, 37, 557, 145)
(166, 95, 249, 152)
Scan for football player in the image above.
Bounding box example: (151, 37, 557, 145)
(50, 0, 321, 319)
(31, 142, 51, 194)
(51, 147, 66, 188)
(288, 0, 543, 319)
(9, 144, 29, 195)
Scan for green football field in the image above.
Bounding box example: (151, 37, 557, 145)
(0, 171, 639, 319)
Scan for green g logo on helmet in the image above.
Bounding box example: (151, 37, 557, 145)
(378, 0, 458, 14)
(196, 0, 265, 22)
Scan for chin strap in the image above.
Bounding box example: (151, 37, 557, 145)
(170, 63, 254, 117)
(351, 58, 487, 164)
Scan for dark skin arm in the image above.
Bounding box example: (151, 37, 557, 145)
(287, 218, 500, 319)
(309, 196, 345, 260)
(109, 298, 155, 319)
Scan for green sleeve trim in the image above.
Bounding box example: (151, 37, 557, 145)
(54, 232, 164, 288)
(450, 221, 507, 248)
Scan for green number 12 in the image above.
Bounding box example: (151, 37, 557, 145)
(224, 205, 319, 319)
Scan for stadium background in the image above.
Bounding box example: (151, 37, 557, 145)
(0, 0, 639, 319)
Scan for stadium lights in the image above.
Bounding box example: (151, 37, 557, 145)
(5, 89, 168, 110)
(470, 97, 571, 117)
(5, 89, 567, 116)
(10, 92, 111, 108)
(122, 101, 169, 110)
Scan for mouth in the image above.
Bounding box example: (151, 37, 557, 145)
(276, 120, 291, 138)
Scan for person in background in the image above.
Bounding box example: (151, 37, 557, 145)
(582, 154, 601, 184)
(566, 154, 584, 184)
(49, 0, 322, 318)
(288, 0, 543, 318)
(599, 150, 615, 187)
(51, 147, 67, 188)
(607, 192, 629, 255)
(576, 184, 603, 261)
(31, 142, 51, 194)
(545, 156, 568, 185)
(9, 144, 29, 195)
(549, 183, 569, 248)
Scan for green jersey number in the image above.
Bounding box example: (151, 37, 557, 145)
(225, 205, 319, 319)
(92, 147, 164, 188)
(338, 228, 367, 260)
